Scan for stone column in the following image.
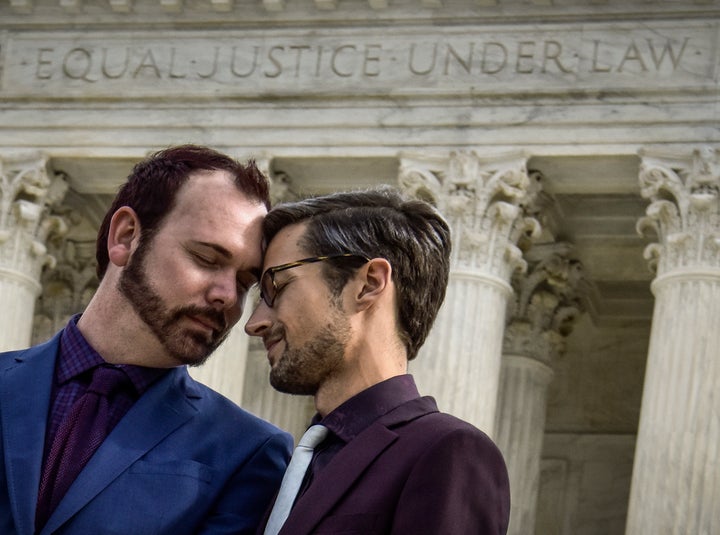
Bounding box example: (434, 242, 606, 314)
(399, 150, 540, 436)
(237, 159, 315, 439)
(0, 152, 67, 351)
(33, 234, 98, 345)
(495, 243, 584, 535)
(626, 147, 720, 534)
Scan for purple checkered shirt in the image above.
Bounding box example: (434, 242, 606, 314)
(43, 314, 168, 457)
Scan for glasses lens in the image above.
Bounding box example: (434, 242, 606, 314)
(260, 271, 274, 307)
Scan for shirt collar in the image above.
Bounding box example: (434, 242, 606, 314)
(314, 374, 420, 444)
(58, 314, 168, 395)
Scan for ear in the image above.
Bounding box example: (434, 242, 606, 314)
(354, 258, 393, 310)
(107, 207, 141, 268)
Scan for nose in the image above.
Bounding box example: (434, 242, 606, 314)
(207, 271, 240, 313)
(244, 301, 272, 337)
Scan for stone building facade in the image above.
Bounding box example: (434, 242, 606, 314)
(1, 1, 718, 533)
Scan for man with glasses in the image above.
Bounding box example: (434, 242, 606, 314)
(245, 186, 510, 535)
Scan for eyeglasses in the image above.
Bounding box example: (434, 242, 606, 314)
(259, 253, 370, 308)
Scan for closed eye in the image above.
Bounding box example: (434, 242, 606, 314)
(191, 251, 220, 268)
(272, 280, 292, 301)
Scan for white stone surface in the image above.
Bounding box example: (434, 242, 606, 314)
(496, 355, 553, 535)
(2, 23, 713, 99)
(0, 152, 67, 351)
(413, 270, 511, 435)
(626, 149, 720, 535)
(401, 151, 539, 435)
(626, 274, 720, 535)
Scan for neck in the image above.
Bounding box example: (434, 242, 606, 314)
(314, 339, 407, 417)
(77, 282, 177, 368)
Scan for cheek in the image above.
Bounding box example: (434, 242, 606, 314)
(149, 261, 205, 302)
(280, 309, 320, 344)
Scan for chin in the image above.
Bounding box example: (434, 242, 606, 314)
(270, 376, 316, 396)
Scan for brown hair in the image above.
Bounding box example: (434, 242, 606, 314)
(263, 186, 451, 360)
(95, 144, 270, 280)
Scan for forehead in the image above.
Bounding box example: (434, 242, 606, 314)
(174, 169, 241, 209)
(264, 223, 309, 267)
(171, 170, 257, 218)
(162, 170, 267, 251)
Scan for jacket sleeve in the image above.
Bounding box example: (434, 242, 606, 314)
(196, 430, 293, 535)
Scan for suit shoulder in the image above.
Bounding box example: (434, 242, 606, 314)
(411, 410, 500, 452)
(184, 377, 290, 438)
(0, 335, 59, 365)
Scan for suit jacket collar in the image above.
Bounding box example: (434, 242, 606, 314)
(40, 366, 201, 534)
(279, 396, 439, 535)
(0, 332, 204, 535)
(314, 374, 421, 444)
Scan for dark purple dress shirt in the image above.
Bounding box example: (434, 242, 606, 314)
(298, 374, 421, 499)
(43, 314, 168, 459)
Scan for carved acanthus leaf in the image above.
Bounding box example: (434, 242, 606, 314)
(399, 150, 541, 278)
(0, 154, 69, 277)
(637, 147, 720, 274)
(504, 242, 586, 362)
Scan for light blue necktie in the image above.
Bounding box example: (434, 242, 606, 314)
(264, 425, 329, 535)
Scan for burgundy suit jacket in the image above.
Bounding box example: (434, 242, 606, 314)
(267, 396, 510, 534)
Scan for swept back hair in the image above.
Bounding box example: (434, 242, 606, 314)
(264, 186, 451, 360)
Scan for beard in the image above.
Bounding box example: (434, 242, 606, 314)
(269, 306, 351, 396)
(118, 238, 230, 367)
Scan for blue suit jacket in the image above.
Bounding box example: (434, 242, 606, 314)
(0, 331, 293, 535)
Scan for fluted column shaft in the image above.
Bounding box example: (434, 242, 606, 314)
(0, 152, 67, 351)
(626, 147, 720, 534)
(421, 270, 512, 432)
(496, 355, 553, 533)
(495, 244, 584, 535)
(399, 150, 540, 436)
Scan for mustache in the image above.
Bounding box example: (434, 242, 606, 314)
(264, 324, 286, 343)
(172, 305, 228, 333)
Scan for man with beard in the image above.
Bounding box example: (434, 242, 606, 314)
(245, 187, 511, 535)
(0, 145, 293, 535)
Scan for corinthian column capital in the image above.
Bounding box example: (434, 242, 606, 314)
(504, 242, 585, 364)
(0, 152, 69, 278)
(34, 233, 98, 344)
(636, 146, 720, 275)
(399, 150, 541, 279)
(252, 154, 294, 205)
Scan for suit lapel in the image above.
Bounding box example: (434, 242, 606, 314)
(280, 422, 398, 535)
(0, 335, 59, 535)
(280, 396, 439, 535)
(41, 367, 200, 534)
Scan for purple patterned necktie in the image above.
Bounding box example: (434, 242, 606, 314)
(35, 365, 131, 530)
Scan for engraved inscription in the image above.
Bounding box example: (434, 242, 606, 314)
(2, 26, 711, 97)
(29, 39, 692, 82)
